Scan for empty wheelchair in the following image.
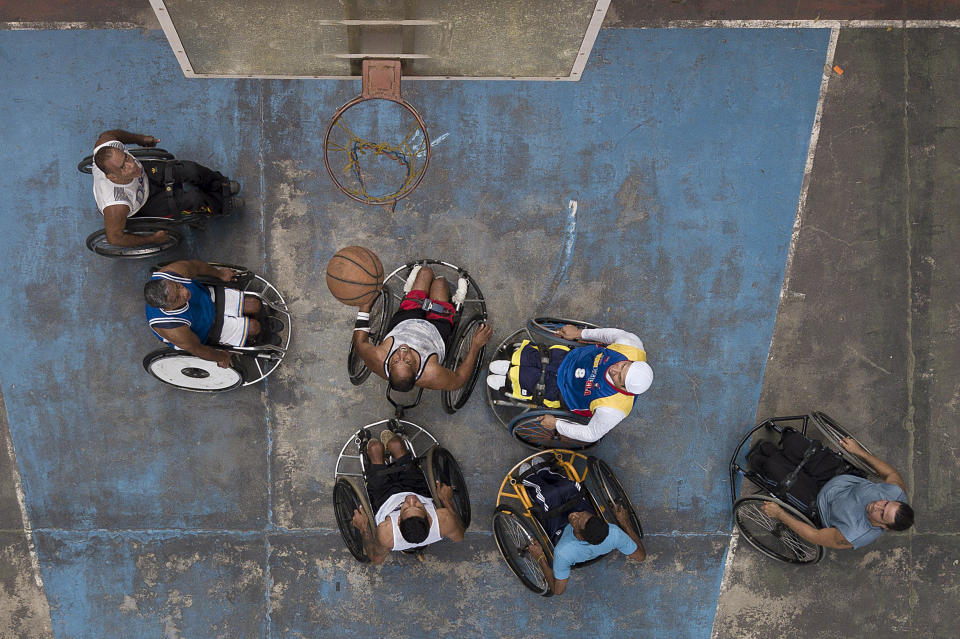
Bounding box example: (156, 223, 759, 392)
(729, 412, 879, 564)
(486, 317, 611, 451)
(493, 448, 643, 595)
(333, 419, 471, 562)
(78, 148, 220, 259)
(142, 263, 291, 392)
(346, 258, 488, 415)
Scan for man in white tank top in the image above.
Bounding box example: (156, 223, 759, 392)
(351, 432, 464, 564)
(91, 128, 242, 248)
(353, 265, 492, 392)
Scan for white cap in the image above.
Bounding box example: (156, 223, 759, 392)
(624, 361, 653, 395)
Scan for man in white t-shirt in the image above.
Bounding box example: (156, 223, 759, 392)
(91, 129, 243, 248)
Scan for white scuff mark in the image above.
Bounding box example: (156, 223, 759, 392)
(3, 404, 46, 592)
(539, 199, 579, 311)
(414, 131, 449, 158)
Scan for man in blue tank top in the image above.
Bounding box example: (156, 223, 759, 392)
(143, 260, 279, 368)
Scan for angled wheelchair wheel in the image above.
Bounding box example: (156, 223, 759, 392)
(77, 148, 175, 174)
(423, 446, 471, 529)
(86, 220, 183, 259)
(810, 412, 877, 476)
(441, 314, 485, 414)
(733, 495, 824, 565)
(588, 458, 643, 539)
(510, 410, 596, 452)
(492, 505, 552, 596)
(143, 349, 243, 392)
(347, 285, 393, 386)
(333, 476, 376, 563)
(527, 317, 599, 347)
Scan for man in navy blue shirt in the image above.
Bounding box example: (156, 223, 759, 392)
(761, 437, 913, 550)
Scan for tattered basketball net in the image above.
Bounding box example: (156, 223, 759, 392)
(323, 60, 431, 207)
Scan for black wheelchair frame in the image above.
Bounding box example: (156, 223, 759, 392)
(142, 262, 291, 392)
(347, 259, 488, 416)
(492, 449, 644, 596)
(78, 148, 222, 259)
(485, 317, 612, 451)
(728, 412, 878, 564)
(332, 419, 471, 563)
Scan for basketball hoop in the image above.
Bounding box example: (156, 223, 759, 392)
(323, 59, 431, 207)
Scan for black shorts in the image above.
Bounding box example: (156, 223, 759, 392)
(385, 308, 455, 345)
(366, 453, 432, 513)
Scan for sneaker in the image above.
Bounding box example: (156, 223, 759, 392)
(223, 180, 241, 196)
(380, 429, 398, 447)
(223, 196, 244, 215)
(263, 316, 285, 334)
(515, 461, 532, 476)
(257, 332, 282, 347)
(488, 359, 510, 375)
(486, 374, 506, 391)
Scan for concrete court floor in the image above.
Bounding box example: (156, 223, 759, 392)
(1, 4, 959, 639)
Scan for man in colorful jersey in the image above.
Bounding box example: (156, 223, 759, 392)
(351, 431, 465, 565)
(760, 437, 914, 550)
(353, 265, 492, 392)
(143, 260, 279, 368)
(487, 325, 653, 442)
(92, 129, 243, 248)
(518, 462, 645, 595)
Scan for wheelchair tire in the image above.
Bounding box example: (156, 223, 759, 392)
(492, 505, 552, 596)
(509, 410, 597, 452)
(77, 148, 175, 174)
(810, 412, 877, 477)
(423, 446, 471, 529)
(441, 314, 485, 414)
(347, 285, 394, 386)
(86, 220, 183, 259)
(587, 457, 643, 539)
(333, 477, 377, 563)
(733, 495, 824, 565)
(143, 349, 243, 392)
(527, 317, 600, 347)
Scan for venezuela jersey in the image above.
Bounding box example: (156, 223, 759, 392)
(556, 343, 646, 416)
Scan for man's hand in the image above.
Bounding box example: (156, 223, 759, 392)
(216, 267, 237, 283)
(613, 505, 632, 528)
(436, 481, 454, 505)
(145, 230, 169, 245)
(538, 414, 558, 431)
(470, 323, 493, 350)
(141, 135, 160, 147)
(358, 297, 375, 313)
(558, 324, 583, 340)
(215, 350, 233, 369)
(351, 507, 368, 531)
(838, 436, 867, 458)
(528, 539, 546, 560)
(760, 501, 784, 520)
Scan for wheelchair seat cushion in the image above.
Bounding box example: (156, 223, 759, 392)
(366, 453, 432, 514)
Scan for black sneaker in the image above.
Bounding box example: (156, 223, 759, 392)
(223, 196, 244, 215)
(222, 180, 241, 196)
(263, 316, 285, 333)
(257, 332, 282, 347)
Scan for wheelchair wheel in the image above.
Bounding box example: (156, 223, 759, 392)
(733, 495, 824, 564)
(86, 220, 183, 259)
(347, 285, 393, 386)
(143, 349, 243, 392)
(510, 411, 596, 452)
(423, 446, 471, 529)
(333, 476, 377, 563)
(527, 317, 599, 347)
(77, 148, 175, 174)
(588, 457, 643, 539)
(492, 505, 552, 596)
(441, 314, 486, 414)
(810, 412, 877, 476)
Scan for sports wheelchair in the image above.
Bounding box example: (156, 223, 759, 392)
(78, 148, 221, 259)
(729, 411, 879, 564)
(347, 258, 488, 416)
(142, 263, 291, 392)
(486, 317, 610, 451)
(333, 419, 471, 562)
(493, 449, 643, 595)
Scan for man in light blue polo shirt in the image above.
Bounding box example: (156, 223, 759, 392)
(761, 437, 914, 550)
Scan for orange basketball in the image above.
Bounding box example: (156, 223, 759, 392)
(325, 246, 384, 306)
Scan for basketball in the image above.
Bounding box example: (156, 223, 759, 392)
(325, 246, 384, 306)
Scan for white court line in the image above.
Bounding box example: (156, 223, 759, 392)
(709, 530, 742, 639)
(780, 26, 839, 300)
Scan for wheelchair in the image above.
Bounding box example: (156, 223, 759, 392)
(493, 449, 644, 595)
(78, 148, 218, 259)
(486, 317, 611, 451)
(729, 411, 879, 564)
(142, 263, 291, 392)
(333, 419, 471, 562)
(346, 258, 488, 416)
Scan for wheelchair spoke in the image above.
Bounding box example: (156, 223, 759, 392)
(734, 498, 821, 564)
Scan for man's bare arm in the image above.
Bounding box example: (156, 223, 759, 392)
(160, 260, 234, 282)
(153, 325, 233, 368)
(528, 540, 567, 595)
(760, 502, 852, 549)
(95, 129, 159, 147)
(102, 205, 168, 247)
(352, 330, 387, 380)
(352, 508, 389, 565)
(419, 323, 492, 391)
(840, 438, 906, 492)
(613, 506, 646, 562)
(435, 482, 465, 542)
